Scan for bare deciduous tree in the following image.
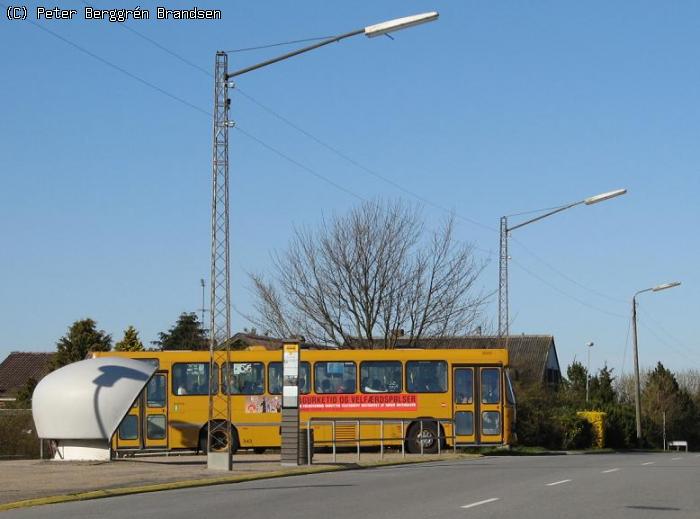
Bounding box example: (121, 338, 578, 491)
(247, 200, 490, 348)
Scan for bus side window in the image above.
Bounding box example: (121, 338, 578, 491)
(406, 361, 447, 393)
(315, 361, 356, 394)
(226, 362, 265, 395)
(269, 362, 311, 395)
(172, 363, 217, 395)
(360, 361, 402, 393)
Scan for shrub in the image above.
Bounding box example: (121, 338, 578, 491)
(0, 410, 40, 459)
(602, 404, 636, 449)
(514, 386, 565, 449)
(559, 413, 594, 450)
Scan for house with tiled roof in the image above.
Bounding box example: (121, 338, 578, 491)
(0, 352, 55, 407)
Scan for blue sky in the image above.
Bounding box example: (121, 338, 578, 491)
(1, 1, 698, 377)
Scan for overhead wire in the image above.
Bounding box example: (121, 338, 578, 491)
(510, 258, 628, 320)
(233, 87, 498, 234)
(509, 236, 628, 304)
(636, 306, 698, 363)
(637, 320, 699, 368)
(19, 15, 212, 117)
(225, 36, 336, 53)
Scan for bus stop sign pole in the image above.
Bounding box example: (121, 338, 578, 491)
(280, 342, 301, 466)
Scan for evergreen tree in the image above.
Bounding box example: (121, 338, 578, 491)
(642, 362, 699, 448)
(53, 318, 112, 368)
(154, 312, 208, 351)
(589, 364, 616, 407)
(564, 360, 588, 405)
(115, 325, 145, 352)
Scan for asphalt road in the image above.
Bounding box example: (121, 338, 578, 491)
(4, 452, 699, 518)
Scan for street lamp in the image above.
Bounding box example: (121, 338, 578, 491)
(631, 281, 681, 443)
(226, 12, 439, 78)
(586, 341, 594, 403)
(498, 189, 627, 337)
(207, 12, 439, 471)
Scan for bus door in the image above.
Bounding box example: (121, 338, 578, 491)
(478, 367, 503, 444)
(453, 367, 476, 445)
(115, 395, 142, 450)
(143, 372, 168, 449)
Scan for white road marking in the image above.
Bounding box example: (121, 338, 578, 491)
(546, 479, 572, 486)
(671, 457, 682, 461)
(461, 498, 500, 509)
(601, 468, 620, 473)
(641, 461, 655, 466)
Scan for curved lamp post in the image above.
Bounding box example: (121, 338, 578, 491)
(631, 281, 681, 442)
(498, 189, 627, 337)
(207, 11, 439, 471)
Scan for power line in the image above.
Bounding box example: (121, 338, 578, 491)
(509, 236, 628, 304)
(23, 16, 212, 117)
(510, 258, 628, 320)
(637, 320, 699, 368)
(637, 306, 698, 362)
(234, 125, 365, 202)
(233, 87, 498, 234)
(620, 317, 632, 378)
(225, 36, 336, 53)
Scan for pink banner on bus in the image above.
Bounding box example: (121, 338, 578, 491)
(300, 394, 417, 412)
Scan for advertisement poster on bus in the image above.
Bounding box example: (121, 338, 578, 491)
(300, 394, 418, 412)
(244, 394, 418, 413)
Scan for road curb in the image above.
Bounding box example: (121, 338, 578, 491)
(0, 454, 477, 511)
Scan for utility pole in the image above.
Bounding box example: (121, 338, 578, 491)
(631, 281, 680, 444)
(631, 295, 642, 443)
(498, 216, 509, 337)
(207, 51, 233, 471)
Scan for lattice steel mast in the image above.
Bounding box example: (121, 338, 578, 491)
(497, 216, 509, 337)
(207, 51, 233, 470)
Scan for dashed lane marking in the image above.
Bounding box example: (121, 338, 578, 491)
(601, 468, 620, 473)
(641, 462, 655, 466)
(461, 498, 500, 509)
(671, 457, 682, 461)
(545, 479, 572, 487)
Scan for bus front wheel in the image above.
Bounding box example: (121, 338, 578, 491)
(406, 421, 439, 454)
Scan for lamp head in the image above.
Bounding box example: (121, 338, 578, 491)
(652, 281, 681, 292)
(364, 12, 439, 38)
(584, 188, 627, 205)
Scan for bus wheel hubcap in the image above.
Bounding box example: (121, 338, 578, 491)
(418, 430, 435, 447)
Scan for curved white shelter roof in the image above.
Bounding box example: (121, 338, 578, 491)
(32, 357, 156, 440)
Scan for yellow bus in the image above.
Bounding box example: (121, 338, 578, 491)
(93, 346, 515, 454)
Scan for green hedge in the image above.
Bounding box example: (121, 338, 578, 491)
(0, 410, 41, 459)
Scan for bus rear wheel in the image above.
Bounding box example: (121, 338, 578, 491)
(406, 421, 439, 454)
(199, 424, 239, 455)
